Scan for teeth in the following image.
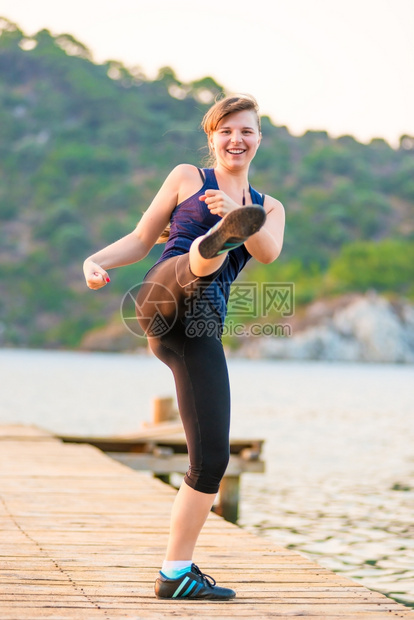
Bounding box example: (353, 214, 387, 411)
(228, 149, 244, 154)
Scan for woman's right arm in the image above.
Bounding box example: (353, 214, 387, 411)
(84, 165, 192, 290)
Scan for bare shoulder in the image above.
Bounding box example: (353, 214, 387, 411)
(170, 163, 202, 182)
(263, 195, 285, 217)
(156, 164, 200, 202)
(171, 164, 205, 204)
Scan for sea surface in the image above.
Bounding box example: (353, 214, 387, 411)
(1, 348, 413, 607)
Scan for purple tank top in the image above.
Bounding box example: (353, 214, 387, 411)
(156, 167, 265, 324)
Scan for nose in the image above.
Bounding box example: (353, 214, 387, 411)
(231, 132, 242, 143)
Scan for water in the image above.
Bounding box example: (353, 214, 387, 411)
(1, 348, 413, 607)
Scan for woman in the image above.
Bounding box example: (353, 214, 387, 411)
(83, 94, 285, 600)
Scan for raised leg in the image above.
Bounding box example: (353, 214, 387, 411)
(188, 236, 226, 277)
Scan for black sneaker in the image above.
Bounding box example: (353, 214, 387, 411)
(198, 205, 266, 259)
(154, 563, 236, 600)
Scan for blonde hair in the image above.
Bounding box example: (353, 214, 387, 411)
(156, 225, 171, 244)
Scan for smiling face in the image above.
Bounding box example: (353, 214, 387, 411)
(210, 110, 262, 170)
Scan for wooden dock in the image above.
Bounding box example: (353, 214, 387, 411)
(57, 396, 266, 524)
(57, 426, 264, 524)
(0, 425, 412, 619)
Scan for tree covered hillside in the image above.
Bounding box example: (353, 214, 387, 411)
(0, 17, 413, 348)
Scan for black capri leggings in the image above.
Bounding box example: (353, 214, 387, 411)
(136, 253, 230, 494)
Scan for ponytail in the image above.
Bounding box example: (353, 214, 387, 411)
(156, 223, 171, 244)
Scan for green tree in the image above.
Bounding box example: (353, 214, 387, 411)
(326, 239, 414, 295)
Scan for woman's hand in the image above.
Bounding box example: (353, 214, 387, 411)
(199, 190, 241, 218)
(83, 259, 111, 290)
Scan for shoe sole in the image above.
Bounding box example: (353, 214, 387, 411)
(155, 596, 235, 600)
(198, 206, 266, 259)
(155, 593, 236, 600)
(155, 591, 236, 600)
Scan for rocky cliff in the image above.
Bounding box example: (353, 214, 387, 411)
(239, 292, 414, 363)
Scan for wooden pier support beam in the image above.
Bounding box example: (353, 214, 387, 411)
(216, 475, 240, 523)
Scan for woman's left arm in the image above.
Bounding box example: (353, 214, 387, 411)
(244, 196, 285, 264)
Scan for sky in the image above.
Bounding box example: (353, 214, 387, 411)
(1, 0, 413, 147)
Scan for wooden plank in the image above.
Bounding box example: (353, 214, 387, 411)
(58, 423, 186, 448)
(0, 610, 107, 620)
(57, 429, 264, 456)
(0, 424, 411, 620)
(0, 611, 409, 620)
(109, 452, 265, 475)
(0, 424, 55, 440)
